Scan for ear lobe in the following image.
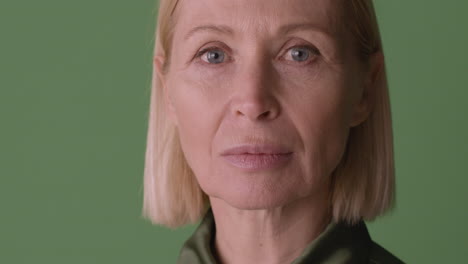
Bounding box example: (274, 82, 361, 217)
(349, 51, 384, 127)
(153, 55, 165, 80)
(153, 55, 178, 126)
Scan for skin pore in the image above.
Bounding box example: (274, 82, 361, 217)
(154, 0, 382, 263)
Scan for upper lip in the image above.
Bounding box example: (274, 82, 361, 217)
(220, 144, 293, 155)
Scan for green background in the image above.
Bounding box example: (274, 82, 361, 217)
(1, 0, 467, 263)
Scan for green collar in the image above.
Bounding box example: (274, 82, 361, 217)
(176, 207, 379, 264)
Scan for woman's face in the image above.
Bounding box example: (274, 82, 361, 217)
(157, 0, 373, 209)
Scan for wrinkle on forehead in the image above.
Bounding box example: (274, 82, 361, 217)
(173, 0, 344, 39)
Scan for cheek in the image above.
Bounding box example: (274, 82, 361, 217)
(287, 76, 353, 185)
(170, 67, 225, 135)
(168, 73, 223, 191)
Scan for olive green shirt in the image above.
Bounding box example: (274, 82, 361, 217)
(177, 208, 405, 264)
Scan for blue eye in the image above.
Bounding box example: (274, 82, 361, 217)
(290, 47, 309, 61)
(286, 46, 319, 63)
(198, 48, 226, 64)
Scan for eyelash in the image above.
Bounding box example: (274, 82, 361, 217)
(194, 44, 320, 66)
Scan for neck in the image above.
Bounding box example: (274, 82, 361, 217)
(209, 192, 332, 264)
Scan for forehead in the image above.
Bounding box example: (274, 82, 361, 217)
(173, 0, 344, 39)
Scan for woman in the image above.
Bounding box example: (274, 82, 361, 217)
(143, 0, 404, 263)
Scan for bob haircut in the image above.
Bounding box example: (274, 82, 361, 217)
(142, 0, 396, 228)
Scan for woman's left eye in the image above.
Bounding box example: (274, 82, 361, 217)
(283, 46, 320, 63)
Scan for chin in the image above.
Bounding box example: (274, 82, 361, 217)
(199, 162, 324, 211)
(228, 197, 294, 210)
(211, 182, 302, 210)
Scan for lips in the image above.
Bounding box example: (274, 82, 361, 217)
(220, 144, 293, 156)
(220, 145, 293, 171)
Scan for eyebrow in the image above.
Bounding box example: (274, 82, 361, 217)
(183, 23, 332, 41)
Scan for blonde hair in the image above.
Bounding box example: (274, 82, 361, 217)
(142, 0, 396, 228)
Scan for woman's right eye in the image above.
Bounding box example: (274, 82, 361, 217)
(196, 47, 226, 65)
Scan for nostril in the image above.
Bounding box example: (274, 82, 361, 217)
(234, 100, 280, 121)
(259, 111, 270, 118)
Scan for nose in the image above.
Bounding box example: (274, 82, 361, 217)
(230, 56, 281, 122)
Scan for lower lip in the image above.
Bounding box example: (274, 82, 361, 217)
(221, 153, 293, 171)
